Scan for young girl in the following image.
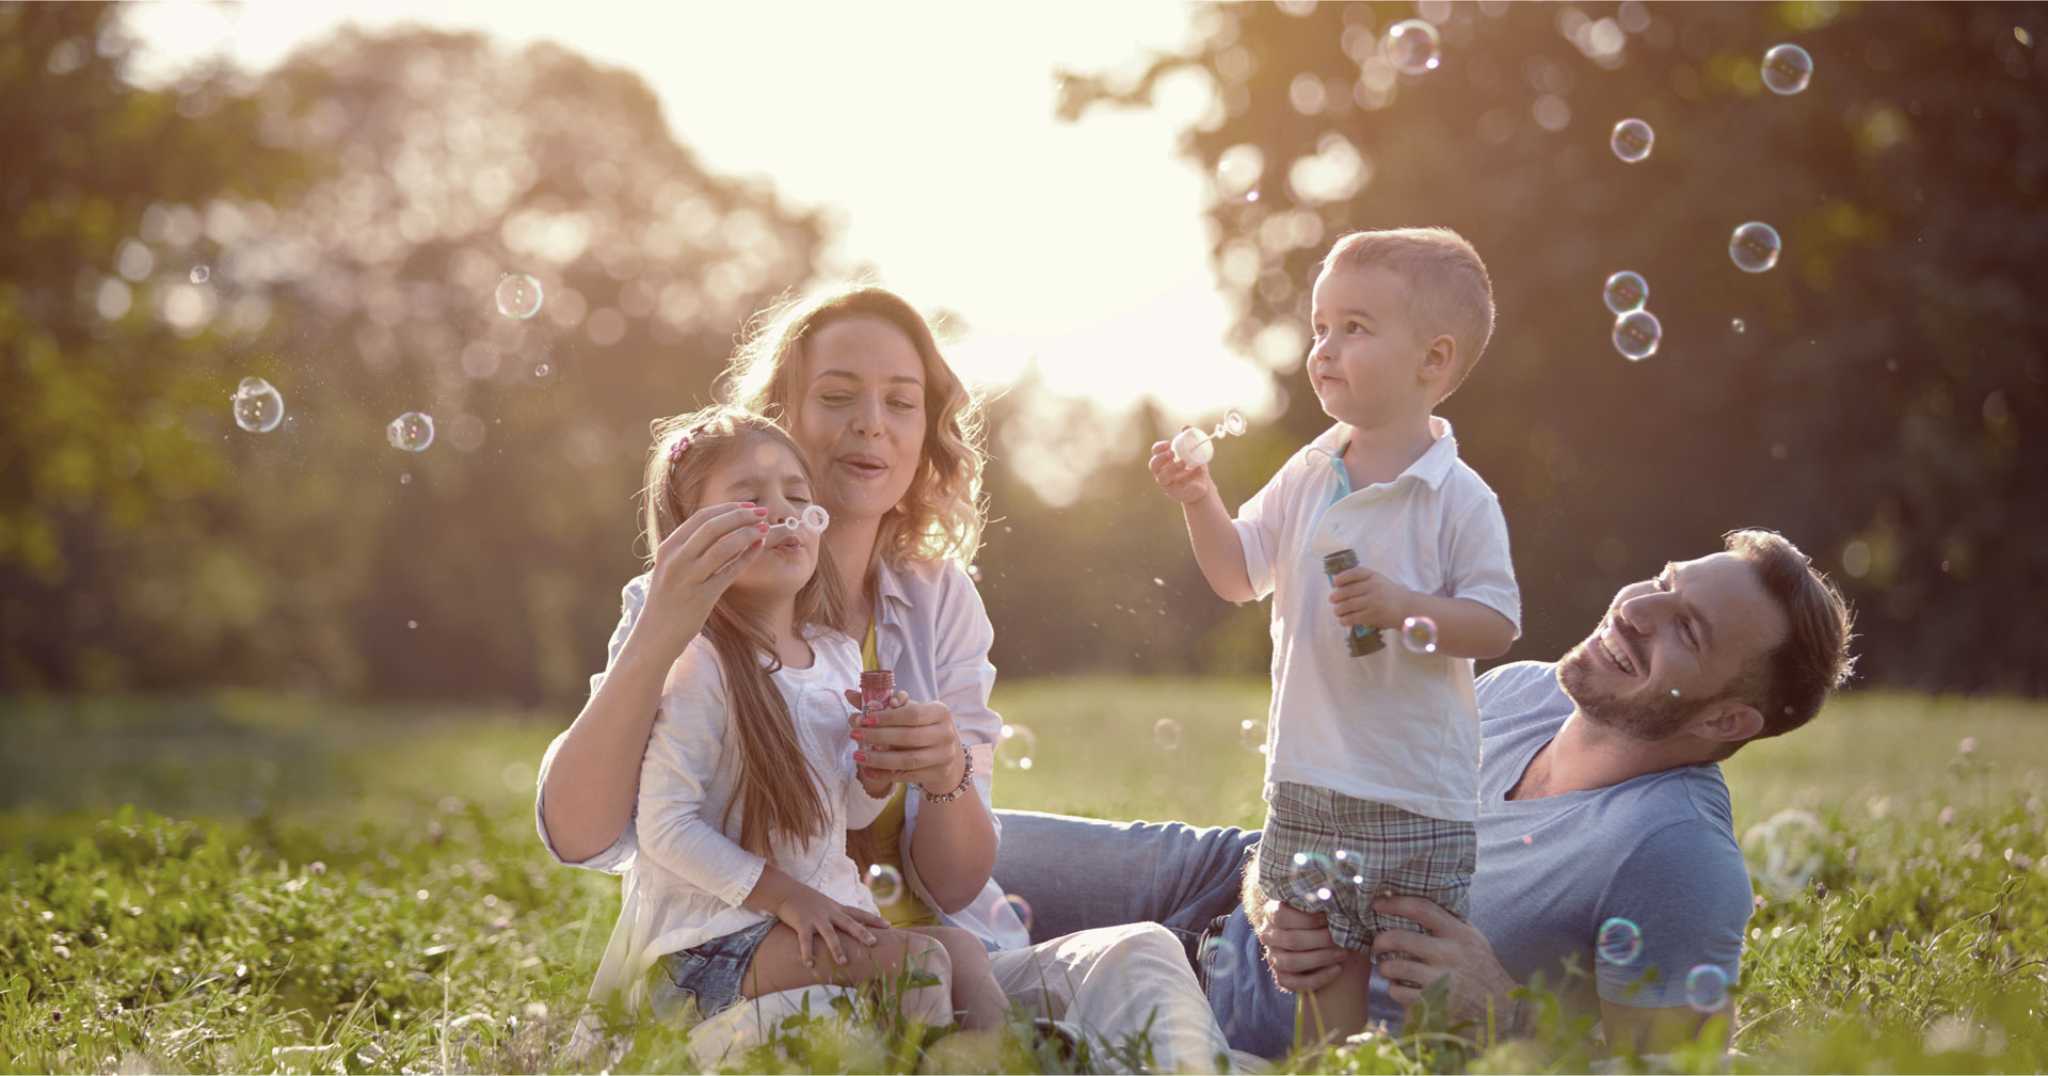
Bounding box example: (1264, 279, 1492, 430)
(587, 406, 1009, 1032)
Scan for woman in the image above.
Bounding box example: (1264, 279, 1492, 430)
(537, 284, 1233, 1069)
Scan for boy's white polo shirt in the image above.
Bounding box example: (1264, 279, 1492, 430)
(1231, 417, 1521, 823)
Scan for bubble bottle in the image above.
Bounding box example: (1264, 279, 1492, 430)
(1170, 410, 1249, 467)
(859, 667, 895, 715)
(1321, 549, 1385, 656)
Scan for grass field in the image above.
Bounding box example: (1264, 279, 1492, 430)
(4, 679, 2046, 1072)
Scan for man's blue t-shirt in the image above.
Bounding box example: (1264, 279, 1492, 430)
(1208, 661, 1754, 1056)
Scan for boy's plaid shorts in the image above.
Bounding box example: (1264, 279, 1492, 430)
(1253, 781, 1477, 952)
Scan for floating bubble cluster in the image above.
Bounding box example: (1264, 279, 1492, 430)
(231, 377, 284, 433)
(1382, 19, 1442, 75)
(386, 412, 435, 453)
(1613, 310, 1663, 361)
(495, 273, 543, 320)
(1171, 410, 1249, 467)
(1603, 271, 1648, 315)
(1597, 916, 1644, 965)
(1730, 221, 1783, 273)
(1610, 118, 1654, 163)
(998, 723, 1037, 771)
(865, 863, 903, 905)
(1761, 43, 1814, 95)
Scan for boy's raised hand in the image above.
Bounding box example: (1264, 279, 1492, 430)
(1149, 437, 1216, 504)
(1329, 564, 1414, 631)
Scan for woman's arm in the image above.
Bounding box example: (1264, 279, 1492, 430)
(905, 565, 1004, 913)
(537, 502, 770, 864)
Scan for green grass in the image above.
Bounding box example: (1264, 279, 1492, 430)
(4, 681, 2046, 1073)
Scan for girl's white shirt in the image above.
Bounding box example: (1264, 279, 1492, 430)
(539, 556, 1029, 952)
(588, 627, 889, 1007)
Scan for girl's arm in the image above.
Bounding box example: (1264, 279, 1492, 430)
(537, 503, 770, 864)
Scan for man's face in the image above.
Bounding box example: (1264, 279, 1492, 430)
(1558, 553, 1789, 740)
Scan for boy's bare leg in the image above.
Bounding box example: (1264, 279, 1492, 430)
(910, 925, 1011, 1031)
(1300, 948, 1375, 1047)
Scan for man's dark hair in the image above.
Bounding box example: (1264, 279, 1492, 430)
(1723, 528, 1857, 747)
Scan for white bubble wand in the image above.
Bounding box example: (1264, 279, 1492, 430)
(764, 503, 831, 538)
(1170, 409, 1249, 466)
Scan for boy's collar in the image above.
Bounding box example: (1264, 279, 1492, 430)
(1315, 416, 1460, 491)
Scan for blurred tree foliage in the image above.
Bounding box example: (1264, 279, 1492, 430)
(2, 5, 825, 701)
(1022, 0, 2046, 693)
(5, 3, 2043, 703)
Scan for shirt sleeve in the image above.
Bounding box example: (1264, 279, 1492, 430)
(1444, 492, 1521, 637)
(635, 642, 768, 909)
(1592, 819, 1752, 1009)
(929, 563, 1003, 833)
(1230, 459, 1294, 601)
(531, 574, 650, 873)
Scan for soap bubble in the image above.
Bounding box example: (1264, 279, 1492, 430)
(1596, 917, 1643, 965)
(1382, 19, 1442, 75)
(1613, 310, 1662, 361)
(1399, 616, 1440, 655)
(534, 363, 551, 378)
(1603, 271, 1648, 315)
(1761, 44, 1813, 95)
(1330, 849, 1367, 890)
(1153, 718, 1183, 751)
(1002, 894, 1033, 931)
(1732, 318, 1746, 334)
(386, 412, 435, 453)
(1742, 808, 1828, 896)
(495, 273, 543, 320)
(231, 377, 284, 433)
(865, 864, 903, 905)
(189, 265, 210, 284)
(1610, 118, 1654, 163)
(1730, 222, 1782, 273)
(1238, 718, 1267, 754)
(998, 724, 1037, 771)
(1287, 852, 1340, 909)
(1684, 964, 1731, 1012)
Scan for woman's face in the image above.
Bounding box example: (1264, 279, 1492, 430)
(790, 314, 928, 525)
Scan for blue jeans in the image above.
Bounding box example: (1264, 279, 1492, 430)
(991, 810, 1298, 1058)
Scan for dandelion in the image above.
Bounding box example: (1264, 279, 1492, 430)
(309, 861, 327, 875)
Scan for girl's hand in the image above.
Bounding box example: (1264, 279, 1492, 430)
(1328, 564, 1414, 631)
(771, 885, 888, 968)
(641, 501, 771, 646)
(844, 689, 968, 794)
(1148, 438, 1216, 504)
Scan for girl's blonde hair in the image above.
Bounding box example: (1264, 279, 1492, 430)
(716, 283, 988, 572)
(643, 405, 848, 856)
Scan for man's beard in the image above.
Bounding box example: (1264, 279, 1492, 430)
(1557, 639, 1694, 740)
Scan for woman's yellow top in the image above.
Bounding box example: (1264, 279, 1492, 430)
(859, 616, 936, 927)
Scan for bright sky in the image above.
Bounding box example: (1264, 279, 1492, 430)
(126, 1, 1279, 500)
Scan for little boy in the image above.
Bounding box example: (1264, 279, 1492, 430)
(1149, 227, 1521, 1042)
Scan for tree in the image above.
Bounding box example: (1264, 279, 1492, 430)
(1054, 1, 2046, 691)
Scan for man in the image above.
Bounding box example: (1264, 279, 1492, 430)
(994, 528, 1856, 1058)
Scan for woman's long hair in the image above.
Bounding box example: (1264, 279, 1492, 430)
(716, 282, 989, 575)
(643, 406, 848, 856)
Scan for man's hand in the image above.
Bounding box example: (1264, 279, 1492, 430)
(1148, 438, 1217, 505)
(1369, 895, 1519, 1022)
(1256, 899, 1348, 993)
(1328, 565, 1415, 632)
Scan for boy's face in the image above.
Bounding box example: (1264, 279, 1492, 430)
(1306, 264, 1440, 430)
(700, 435, 822, 598)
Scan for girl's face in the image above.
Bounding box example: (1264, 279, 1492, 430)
(698, 435, 822, 597)
(790, 315, 928, 526)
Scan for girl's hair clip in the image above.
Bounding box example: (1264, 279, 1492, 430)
(668, 431, 693, 464)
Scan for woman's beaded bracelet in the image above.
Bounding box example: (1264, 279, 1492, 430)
(919, 743, 975, 804)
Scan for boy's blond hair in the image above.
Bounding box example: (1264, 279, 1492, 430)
(1321, 227, 1495, 403)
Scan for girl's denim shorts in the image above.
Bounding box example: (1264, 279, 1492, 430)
(649, 920, 778, 1020)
